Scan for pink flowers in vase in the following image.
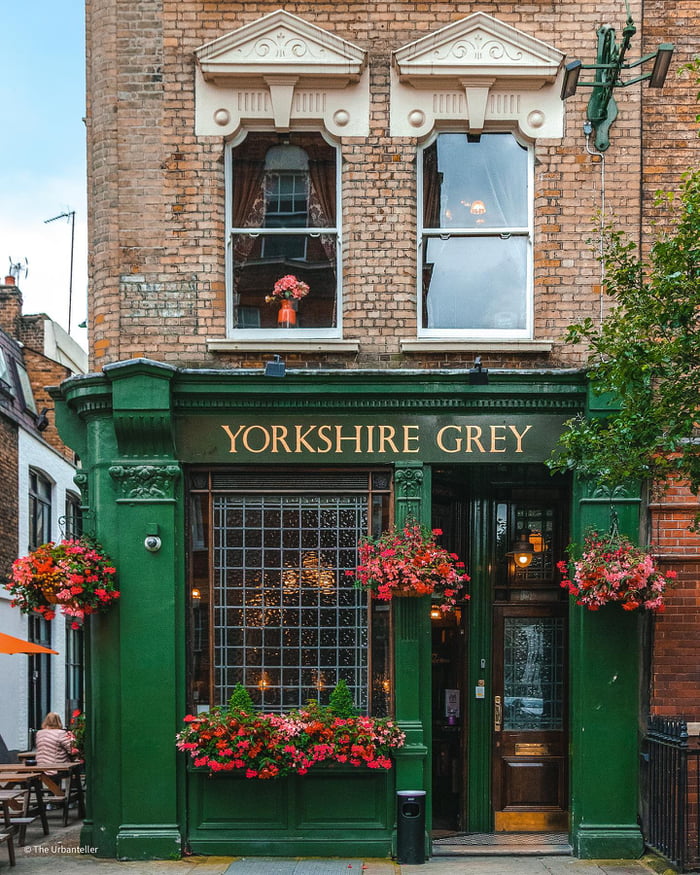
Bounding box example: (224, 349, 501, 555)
(265, 274, 310, 303)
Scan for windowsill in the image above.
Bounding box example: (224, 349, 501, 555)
(207, 338, 360, 353)
(400, 339, 554, 353)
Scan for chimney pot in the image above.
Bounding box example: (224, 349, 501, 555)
(4, 276, 15, 285)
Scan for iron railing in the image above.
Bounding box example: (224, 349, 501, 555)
(642, 716, 700, 871)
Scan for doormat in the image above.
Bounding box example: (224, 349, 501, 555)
(224, 860, 365, 874)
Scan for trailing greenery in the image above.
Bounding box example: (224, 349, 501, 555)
(548, 168, 700, 524)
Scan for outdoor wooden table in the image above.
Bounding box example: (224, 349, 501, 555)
(0, 762, 85, 826)
(0, 788, 24, 866)
(0, 768, 50, 835)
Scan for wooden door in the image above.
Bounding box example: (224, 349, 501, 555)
(492, 604, 568, 831)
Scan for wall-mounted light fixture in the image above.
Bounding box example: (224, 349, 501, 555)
(469, 356, 489, 386)
(560, 1, 674, 151)
(507, 531, 535, 569)
(264, 354, 286, 378)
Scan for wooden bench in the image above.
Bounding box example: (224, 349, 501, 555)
(0, 831, 16, 867)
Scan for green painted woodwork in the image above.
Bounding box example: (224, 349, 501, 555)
(179, 413, 566, 463)
(51, 360, 654, 861)
(187, 767, 394, 856)
(392, 462, 432, 855)
(568, 468, 644, 858)
(466, 493, 494, 832)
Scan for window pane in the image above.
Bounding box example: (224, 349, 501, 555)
(423, 236, 528, 330)
(424, 133, 528, 229)
(503, 617, 564, 731)
(232, 235, 337, 329)
(230, 132, 338, 331)
(212, 493, 368, 712)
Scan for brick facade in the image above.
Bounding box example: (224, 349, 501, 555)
(84, 0, 700, 725)
(0, 415, 19, 580)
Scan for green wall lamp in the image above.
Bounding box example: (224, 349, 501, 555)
(560, 1, 673, 151)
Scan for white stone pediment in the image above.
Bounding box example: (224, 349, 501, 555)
(391, 13, 565, 138)
(196, 9, 366, 85)
(194, 10, 369, 137)
(393, 13, 563, 86)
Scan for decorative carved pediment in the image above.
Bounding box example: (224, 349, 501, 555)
(196, 8, 366, 84)
(194, 9, 369, 136)
(394, 13, 562, 86)
(391, 13, 565, 138)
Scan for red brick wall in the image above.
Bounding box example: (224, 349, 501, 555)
(649, 484, 700, 719)
(0, 415, 19, 580)
(85, 0, 666, 370)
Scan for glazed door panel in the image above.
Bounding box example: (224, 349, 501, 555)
(492, 605, 568, 831)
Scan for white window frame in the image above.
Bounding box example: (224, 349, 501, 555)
(225, 128, 342, 340)
(417, 128, 535, 340)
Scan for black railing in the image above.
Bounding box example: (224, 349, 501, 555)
(642, 716, 700, 871)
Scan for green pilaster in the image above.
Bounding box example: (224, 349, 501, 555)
(392, 462, 432, 848)
(466, 489, 493, 832)
(57, 360, 185, 859)
(569, 474, 644, 858)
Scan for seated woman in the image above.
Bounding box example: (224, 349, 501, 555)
(35, 713, 74, 776)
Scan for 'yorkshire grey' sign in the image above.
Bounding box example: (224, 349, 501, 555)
(175, 414, 567, 463)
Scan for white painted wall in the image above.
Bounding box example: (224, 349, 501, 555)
(0, 430, 79, 751)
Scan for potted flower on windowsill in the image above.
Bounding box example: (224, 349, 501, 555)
(557, 529, 675, 612)
(265, 274, 310, 327)
(4, 538, 120, 628)
(176, 681, 405, 779)
(348, 522, 470, 613)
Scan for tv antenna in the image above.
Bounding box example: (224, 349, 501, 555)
(44, 210, 76, 334)
(7, 257, 29, 283)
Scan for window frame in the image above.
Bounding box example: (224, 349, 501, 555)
(225, 129, 343, 340)
(28, 467, 53, 551)
(417, 129, 535, 340)
(185, 468, 393, 717)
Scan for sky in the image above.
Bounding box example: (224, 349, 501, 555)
(1, 0, 88, 350)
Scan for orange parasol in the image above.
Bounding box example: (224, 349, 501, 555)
(0, 632, 58, 655)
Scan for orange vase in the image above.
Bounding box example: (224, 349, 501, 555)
(278, 299, 297, 327)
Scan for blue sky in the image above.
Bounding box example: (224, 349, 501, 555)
(1, 0, 88, 348)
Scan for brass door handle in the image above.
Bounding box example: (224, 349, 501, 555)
(494, 695, 502, 732)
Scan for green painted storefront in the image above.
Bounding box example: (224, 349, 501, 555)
(52, 360, 644, 860)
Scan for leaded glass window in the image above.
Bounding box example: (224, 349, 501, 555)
(503, 616, 564, 731)
(187, 471, 392, 715)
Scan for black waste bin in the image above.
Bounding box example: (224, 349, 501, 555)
(396, 789, 426, 864)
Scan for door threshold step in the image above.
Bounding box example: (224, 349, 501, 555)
(431, 832, 572, 856)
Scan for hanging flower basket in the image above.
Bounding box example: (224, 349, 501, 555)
(176, 682, 405, 779)
(5, 538, 119, 628)
(557, 530, 675, 612)
(348, 523, 470, 613)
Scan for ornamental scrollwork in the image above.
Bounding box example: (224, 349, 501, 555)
(109, 464, 181, 501)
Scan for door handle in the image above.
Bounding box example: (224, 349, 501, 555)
(494, 695, 502, 732)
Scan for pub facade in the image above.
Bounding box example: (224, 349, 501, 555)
(52, 0, 699, 861)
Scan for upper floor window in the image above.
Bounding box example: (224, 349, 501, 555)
(29, 468, 52, 550)
(15, 360, 37, 413)
(227, 132, 339, 336)
(64, 491, 83, 539)
(420, 132, 532, 338)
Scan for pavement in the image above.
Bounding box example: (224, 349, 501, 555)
(2, 817, 673, 875)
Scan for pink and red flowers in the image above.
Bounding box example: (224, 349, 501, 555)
(266, 274, 310, 303)
(558, 530, 675, 612)
(5, 538, 119, 627)
(176, 701, 405, 779)
(349, 523, 469, 612)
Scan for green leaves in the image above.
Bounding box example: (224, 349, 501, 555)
(549, 169, 700, 524)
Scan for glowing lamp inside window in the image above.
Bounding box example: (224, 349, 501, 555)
(507, 532, 535, 568)
(470, 200, 486, 216)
